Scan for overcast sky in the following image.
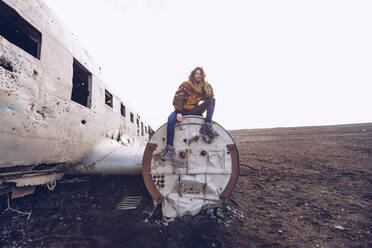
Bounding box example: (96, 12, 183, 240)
(47, 0, 371, 130)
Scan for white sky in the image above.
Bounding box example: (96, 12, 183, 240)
(46, 0, 372, 130)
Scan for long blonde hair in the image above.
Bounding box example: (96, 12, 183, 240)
(188, 67, 206, 84)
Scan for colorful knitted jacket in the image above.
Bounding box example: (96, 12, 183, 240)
(172, 80, 214, 113)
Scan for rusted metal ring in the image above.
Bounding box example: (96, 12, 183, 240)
(220, 144, 240, 200)
(142, 142, 163, 203)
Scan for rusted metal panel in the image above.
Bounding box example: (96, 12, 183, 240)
(11, 186, 35, 199)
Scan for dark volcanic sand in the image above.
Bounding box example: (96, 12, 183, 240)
(1, 123, 371, 248)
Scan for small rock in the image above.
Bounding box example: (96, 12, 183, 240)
(205, 208, 215, 217)
(334, 225, 345, 230)
(76, 216, 82, 221)
(183, 215, 191, 221)
(226, 206, 232, 212)
(278, 230, 283, 235)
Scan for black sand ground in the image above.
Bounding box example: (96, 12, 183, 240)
(1, 123, 371, 248)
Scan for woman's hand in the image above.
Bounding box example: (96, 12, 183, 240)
(177, 113, 183, 122)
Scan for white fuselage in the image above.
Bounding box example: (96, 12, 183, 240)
(0, 0, 150, 192)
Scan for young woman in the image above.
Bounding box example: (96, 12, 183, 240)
(161, 67, 218, 161)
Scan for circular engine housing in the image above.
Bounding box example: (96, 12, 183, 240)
(142, 116, 239, 217)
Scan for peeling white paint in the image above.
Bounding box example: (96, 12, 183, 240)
(146, 116, 237, 217)
(0, 0, 151, 194)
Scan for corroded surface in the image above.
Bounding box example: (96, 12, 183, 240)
(143, 116, 240, 217)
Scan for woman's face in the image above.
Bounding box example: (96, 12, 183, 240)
(194, 69, 202, 82)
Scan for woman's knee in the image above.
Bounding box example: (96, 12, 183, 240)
(207, 97, 215, 103)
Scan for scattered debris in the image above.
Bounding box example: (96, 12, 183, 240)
(3, 194, 32, 220)
(334, 225, 345, 230)
(143, 204, 243, 227)
(46, 180, 56, 191)
(142, 204, 156, 217)
(59, 178, 90, 184)
(11, 186, 35, 199)
(117, 196, 142, 210)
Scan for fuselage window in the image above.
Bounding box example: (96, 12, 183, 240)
(130, 112, 134, 123)
(120, 103, 126, 117)
(71, 59, 92, 108)
(0, 1, 42, 59)
(141, 122, 144, 136)
(105, 89, 113, 108)
(136, 118, 139, 128)
(148, 126, 154, 138)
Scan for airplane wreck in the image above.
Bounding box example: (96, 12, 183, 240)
(0, 0, 152, 198)
(0, 0, 239, 217)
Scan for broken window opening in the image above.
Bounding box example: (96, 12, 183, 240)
(71, 59, 92, 108)
(141, 122, 144, 136)
(105, 89, 113, 108)
(148, 126, 154, 139)
(120, 102, 126, 117)
(0, 57, 13, 72)
(0, 1, 42, 59)
(130, 112, 134, 123)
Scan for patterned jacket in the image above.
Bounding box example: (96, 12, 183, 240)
(172, 80, 214, 113)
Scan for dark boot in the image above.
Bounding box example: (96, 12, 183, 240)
(161, 145, 176, 161)
(200, 122, 219, 138)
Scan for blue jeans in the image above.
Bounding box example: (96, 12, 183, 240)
(166, 98, 215, 146)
